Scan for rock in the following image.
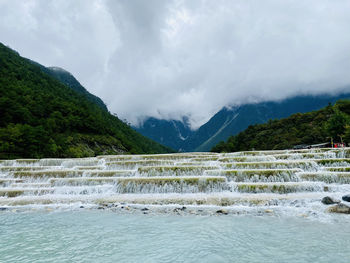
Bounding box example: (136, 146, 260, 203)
(0, 207, 8, 211)
(173, 206, 187, 213)
(328, 203, 350, 214)
(216, 209, 228, 215)
(264, 209, 273, 213)
(322, 196, 341, 205)
(80, 206, 84, 208)
(342, 194, 350, 202)
(97, 206, 105, 210)
(141, 207, 149, 211)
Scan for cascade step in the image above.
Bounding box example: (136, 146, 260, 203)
(49, 176, 227, 193)
(227, 161, 317, 169)
(0, 179, 24, 186)
(0, 158, 101, 167)
(138, 166, 218, 175)
(50, 177, 124, 185)
(272, 153, 336, 160)
(0, 188, 53, 197)
(12, 170, 84, 178)
(313, 158, 350, 166)
(105, 160, 173, 168)
(219, 156, 276, 162)
(206, 169, 302, 182)
(323, 167, 350, 172)
(1, 148, 350, 209)
(50, 176, 225, 185)
(12, 170, 134, 178)
(75, 166, 105, 170)
(0, 166, 57, 172)
(10, 183, 52, 188)
(0, 192, 328, 207)
(189, 157, 219, 162)
(231, 182, 326, 194)
(298, 171, 350, 183)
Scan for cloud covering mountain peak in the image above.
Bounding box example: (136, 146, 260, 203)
(1, 0, 350, 128)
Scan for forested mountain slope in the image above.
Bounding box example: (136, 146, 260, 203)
(0, 43, 172, 158)
(211, 100, 350, 152)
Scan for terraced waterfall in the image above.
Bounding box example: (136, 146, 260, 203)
(1, 148, 350, 217)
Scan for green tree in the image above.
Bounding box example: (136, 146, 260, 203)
(326, 109, 349, 141)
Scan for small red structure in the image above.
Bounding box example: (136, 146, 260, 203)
(334, 143, 345, 148)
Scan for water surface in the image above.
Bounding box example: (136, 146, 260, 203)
(1, 211, 349, 263)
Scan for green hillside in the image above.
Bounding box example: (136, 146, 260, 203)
(0, 43, 172, 159)
(32, 63, 108, 111)
(212, 100, 350, 152)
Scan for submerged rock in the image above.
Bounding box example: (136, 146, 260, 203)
(342, 194, 350, 202)
(322, 196, 341, 205)
(327, 203, 350, 214)
(173, 206, 186, 213)
(216, 209, 228, 215)
(0, 207, 8, 211)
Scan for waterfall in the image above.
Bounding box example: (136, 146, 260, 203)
(1, 148, 350, 214)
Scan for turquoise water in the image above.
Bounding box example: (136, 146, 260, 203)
(1, 211, 350, 263)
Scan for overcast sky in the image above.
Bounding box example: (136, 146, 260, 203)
(1, 0, 350, 129)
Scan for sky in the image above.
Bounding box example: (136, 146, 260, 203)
(1, 0, 350, 129)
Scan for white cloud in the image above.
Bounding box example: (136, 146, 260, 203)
(1, 0, 350, 129)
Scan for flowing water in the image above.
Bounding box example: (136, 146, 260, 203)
(1, 148, 350, 262)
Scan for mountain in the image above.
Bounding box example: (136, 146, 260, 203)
(134, 117, 193, 151)
(189, 94, 350, 152)
(43, 66, 108, 111)
(0, 43, 172, 159)
(135, 94, 350, 152)
(27, 59, 108, 111)
(211, 99, 350, 152)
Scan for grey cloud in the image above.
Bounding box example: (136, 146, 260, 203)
(1, 0, 350, 129)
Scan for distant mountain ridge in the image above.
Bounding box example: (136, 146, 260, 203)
(134, 117, 192, 151)
(135, 93, 350, 152)
(211, 99, 350, 152)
